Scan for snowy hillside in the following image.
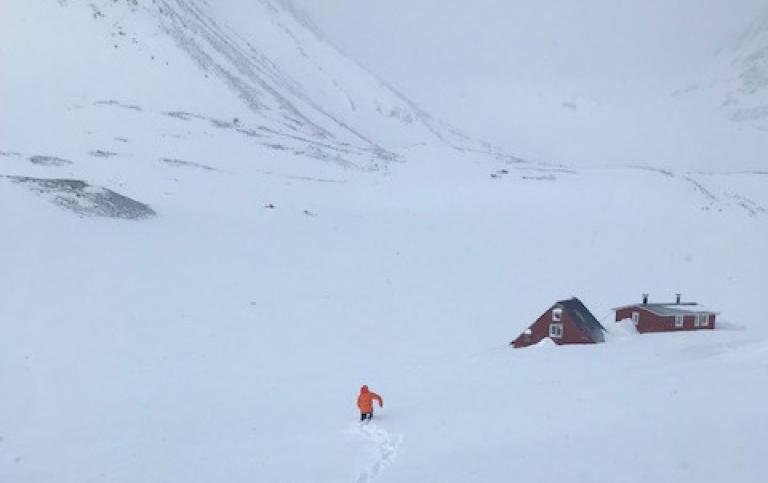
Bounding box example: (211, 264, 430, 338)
(2, 150, 767, 483)
(1, 0, 494, 176)
(707, 10, 768, 129)
(286, 1, 768, 171)
(1, 1, 768, 483)
(675, 8, 768, 133)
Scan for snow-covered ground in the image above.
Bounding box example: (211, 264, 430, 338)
(1, 1, 767, 483)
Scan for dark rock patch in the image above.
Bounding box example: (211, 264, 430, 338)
(164, 111, 204, 121)
(29, 155, 73, 166)
(89, 150, 119, 158)
(235, 128, 265, 138)
(95, 100, 143, 111)
(161, 158, 216, 171)
(4, 176, 155, 219)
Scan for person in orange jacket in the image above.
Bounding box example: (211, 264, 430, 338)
(357, 385, 383, 423)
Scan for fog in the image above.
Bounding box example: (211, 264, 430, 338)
(285, 0, 768, 168)
(287, 0, 765, 97)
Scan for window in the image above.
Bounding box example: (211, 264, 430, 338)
(632, 312, 639, 324)
(702, 315, 710, 327)
(675, 315, 684, 328)
(549, 323, 564, 338)
(694, 315, 701, 327)
(552, 308, 562, 322)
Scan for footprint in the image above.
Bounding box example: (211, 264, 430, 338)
(354, 423, 403, 483)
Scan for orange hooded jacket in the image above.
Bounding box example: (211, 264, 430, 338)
(357, 385, 383, 413)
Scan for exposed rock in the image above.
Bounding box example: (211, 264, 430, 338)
(4, 176, 156, 219)
(29, 155, 73, 166)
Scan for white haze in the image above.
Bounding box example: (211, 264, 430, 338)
(289, 0, 764, 91)
(288, 0, 768, 170)
(1, 1, 767, 483)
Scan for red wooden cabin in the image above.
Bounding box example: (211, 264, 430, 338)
(511, 297, 606, 348)
(613, 294, 717, 333)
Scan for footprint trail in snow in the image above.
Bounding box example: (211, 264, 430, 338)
(354, 423, 403, 483)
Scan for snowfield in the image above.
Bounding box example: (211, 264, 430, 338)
(1, 153, 766, 483)
(1, 1, 767, 483)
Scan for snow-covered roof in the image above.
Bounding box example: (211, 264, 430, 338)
(612, 303, 718, 316)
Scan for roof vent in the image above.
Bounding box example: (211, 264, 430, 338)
(676, 293, 681, 304)
(642, 294, 649, 305)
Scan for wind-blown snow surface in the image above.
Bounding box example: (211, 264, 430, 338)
(2, 150, 767, 482)
(2, 1, 768, 483)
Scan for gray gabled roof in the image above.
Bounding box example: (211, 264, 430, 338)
(612, 303, 719, 317)
(558, 298, 606, 343)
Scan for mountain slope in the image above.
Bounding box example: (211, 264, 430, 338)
(716, 11, 768, 127)
(678, 9, 768, 131)
(1, 0, 495, 174)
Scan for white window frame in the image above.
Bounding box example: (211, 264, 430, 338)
(549, 323, 564, 338)
(552, 308, 562, 322)
(632, 312, 639, 324)
(701, 314, 710, 327)
(674, 315, 684, 328)
(694, 315, 701, 327)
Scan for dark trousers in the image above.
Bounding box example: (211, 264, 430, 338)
(360, 412, 373, 422)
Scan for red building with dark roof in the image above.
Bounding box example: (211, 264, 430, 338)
(511, 297, 606, 348)
(613, 294, 718, 333)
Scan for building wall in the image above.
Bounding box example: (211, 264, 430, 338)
(664, 313, 716, 331)
(615, 307, 664, 333)
(513, 303, 596, 347)
(615, 306, 717, 333)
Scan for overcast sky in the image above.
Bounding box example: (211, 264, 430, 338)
(287, 0, 766, 99)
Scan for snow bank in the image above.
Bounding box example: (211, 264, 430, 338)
(604, 318, 640, 342)
(531, 337, 558, 348)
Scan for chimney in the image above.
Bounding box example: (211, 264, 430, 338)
(676, 293, 681, 304)
(642, 294, 649, 305)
